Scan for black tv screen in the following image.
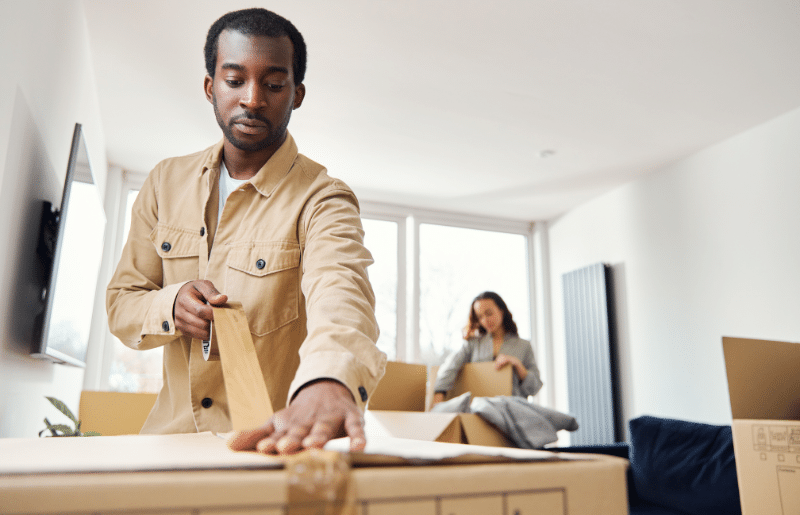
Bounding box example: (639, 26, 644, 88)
(31, 123, 106, 367)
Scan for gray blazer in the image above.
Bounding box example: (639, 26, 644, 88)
(433, 333, 543, 398)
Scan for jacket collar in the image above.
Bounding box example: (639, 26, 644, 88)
(201, 132, 299, 198)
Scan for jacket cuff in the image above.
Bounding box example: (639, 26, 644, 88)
(288, 351, 385, 412)
(142, 281, 188, 337)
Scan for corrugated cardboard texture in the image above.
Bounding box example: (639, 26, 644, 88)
(79, 390, 157, 436)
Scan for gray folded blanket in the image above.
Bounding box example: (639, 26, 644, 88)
(470, 396, 579, 449)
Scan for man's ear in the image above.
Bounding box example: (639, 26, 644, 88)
(204, 75, 214, 103)
(293, 83, 306, 110)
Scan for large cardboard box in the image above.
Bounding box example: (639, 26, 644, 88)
(0, 432, 629, 515)
(367, 361, 514, 446)
(723, 336, 800, 515)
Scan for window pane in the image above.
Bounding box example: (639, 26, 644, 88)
(108, 189, 164, 393)
(419, 224, 529, 366)
(362, 218, 398, 360)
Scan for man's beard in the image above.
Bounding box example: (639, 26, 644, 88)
(213, 95, 290, 152)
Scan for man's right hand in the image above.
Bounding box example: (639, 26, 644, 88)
(173, 280, 228, 340)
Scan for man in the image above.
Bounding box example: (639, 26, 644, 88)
(106, 8, 386, 455)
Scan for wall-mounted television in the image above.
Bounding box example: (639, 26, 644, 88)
(31, 123, 106, 367)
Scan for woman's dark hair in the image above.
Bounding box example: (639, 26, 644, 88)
(463, 291, 518, 339)
(204, 8, 307, 85)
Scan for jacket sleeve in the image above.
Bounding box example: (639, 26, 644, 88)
(433, 339, 473, 394)
(106, 166, 187, 350)
(518, 340, 544, 397)
(288, 182, 387, 411)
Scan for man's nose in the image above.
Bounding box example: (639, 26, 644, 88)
(240, 83, 266, 109)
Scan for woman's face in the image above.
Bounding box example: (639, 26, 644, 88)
(473, 299, 504, 335)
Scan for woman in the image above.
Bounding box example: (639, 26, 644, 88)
(432, 291, 543, 405)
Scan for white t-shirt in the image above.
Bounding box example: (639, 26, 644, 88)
(218, 160, 248, 222)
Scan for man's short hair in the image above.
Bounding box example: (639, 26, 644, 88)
(204, 8, 307, 85)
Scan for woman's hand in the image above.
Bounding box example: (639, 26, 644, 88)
(494, 354, 527, 380)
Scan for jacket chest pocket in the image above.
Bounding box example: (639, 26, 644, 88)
(150, 224, 200, 284)
(225, 243, 302, 336)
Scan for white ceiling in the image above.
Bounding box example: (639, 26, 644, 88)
(82, 0, 800, 221)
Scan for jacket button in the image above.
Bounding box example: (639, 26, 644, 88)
(358, 386, 368, 402)
(200, 227, 205, 236)
(256, 259, 266, 270)
(201, 397, 213, 409)
(161, 242, 172, 252)
(162, 321, 170, 332)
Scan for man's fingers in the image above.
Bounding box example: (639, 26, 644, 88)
(344, 411, 366, 451)
(194, 281, 228, 306)
(301, 420, 337, 449)
(226, 419, 276, 451)
(276, 425, 308, 455)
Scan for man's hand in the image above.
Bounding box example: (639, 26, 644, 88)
(494, 353, 528, 380)
(227, 380, 366, 455)
(432, 392, 446, 406)
(173, 280, 228, 340)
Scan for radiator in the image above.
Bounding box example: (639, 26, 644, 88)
(562, 263, 621, 444)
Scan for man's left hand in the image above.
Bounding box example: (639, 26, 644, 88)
(227, 380, 366, 455)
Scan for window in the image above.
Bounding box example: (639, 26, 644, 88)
(418, 224, 530, 366)
(362, 219, 398, 360)
(107, 188, 164, 393)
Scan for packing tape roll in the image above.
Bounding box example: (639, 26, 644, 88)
(286, 449, 353, 515)
(211, 302, 274, 431)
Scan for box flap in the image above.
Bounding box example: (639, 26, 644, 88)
(723, 336, 800, 420)
(449, 361, 513, 399)
(0, 433, 284, 475)
(459, 413, 514, 447)
(365, 410, 459, 441)
(0, 431, 565, 476)
(368, 361, 428, 411)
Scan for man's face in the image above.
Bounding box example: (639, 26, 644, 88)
(204, 30, 305, 153)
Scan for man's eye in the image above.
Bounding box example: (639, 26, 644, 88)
(225, 79, 243, 87)
(265, 83, 285, 91)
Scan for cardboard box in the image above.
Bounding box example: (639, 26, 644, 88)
(0, 432, 629, 515)
(79, 390, 157, 435)
(723, 336, 800, 515)
(367, 361, 514, 446)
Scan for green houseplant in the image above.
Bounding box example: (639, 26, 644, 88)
(39, 396, 100, 437)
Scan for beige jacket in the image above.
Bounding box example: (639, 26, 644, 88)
(106, 134, 386, 434)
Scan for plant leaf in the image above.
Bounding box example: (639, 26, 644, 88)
(45, 396, 79, 425)
(82, 431, 102, 437)
(40, 417, 59, 437)
(43, 424, 75, 437)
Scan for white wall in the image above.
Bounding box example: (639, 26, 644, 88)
(547, 106, 800, 429)
(0, 0, 107, 438)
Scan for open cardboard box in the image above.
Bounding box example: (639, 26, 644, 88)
(723, 336, 800, 515)
(367, 361, 515, 447)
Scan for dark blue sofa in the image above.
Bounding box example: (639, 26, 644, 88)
(553, 416, 741, 515)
